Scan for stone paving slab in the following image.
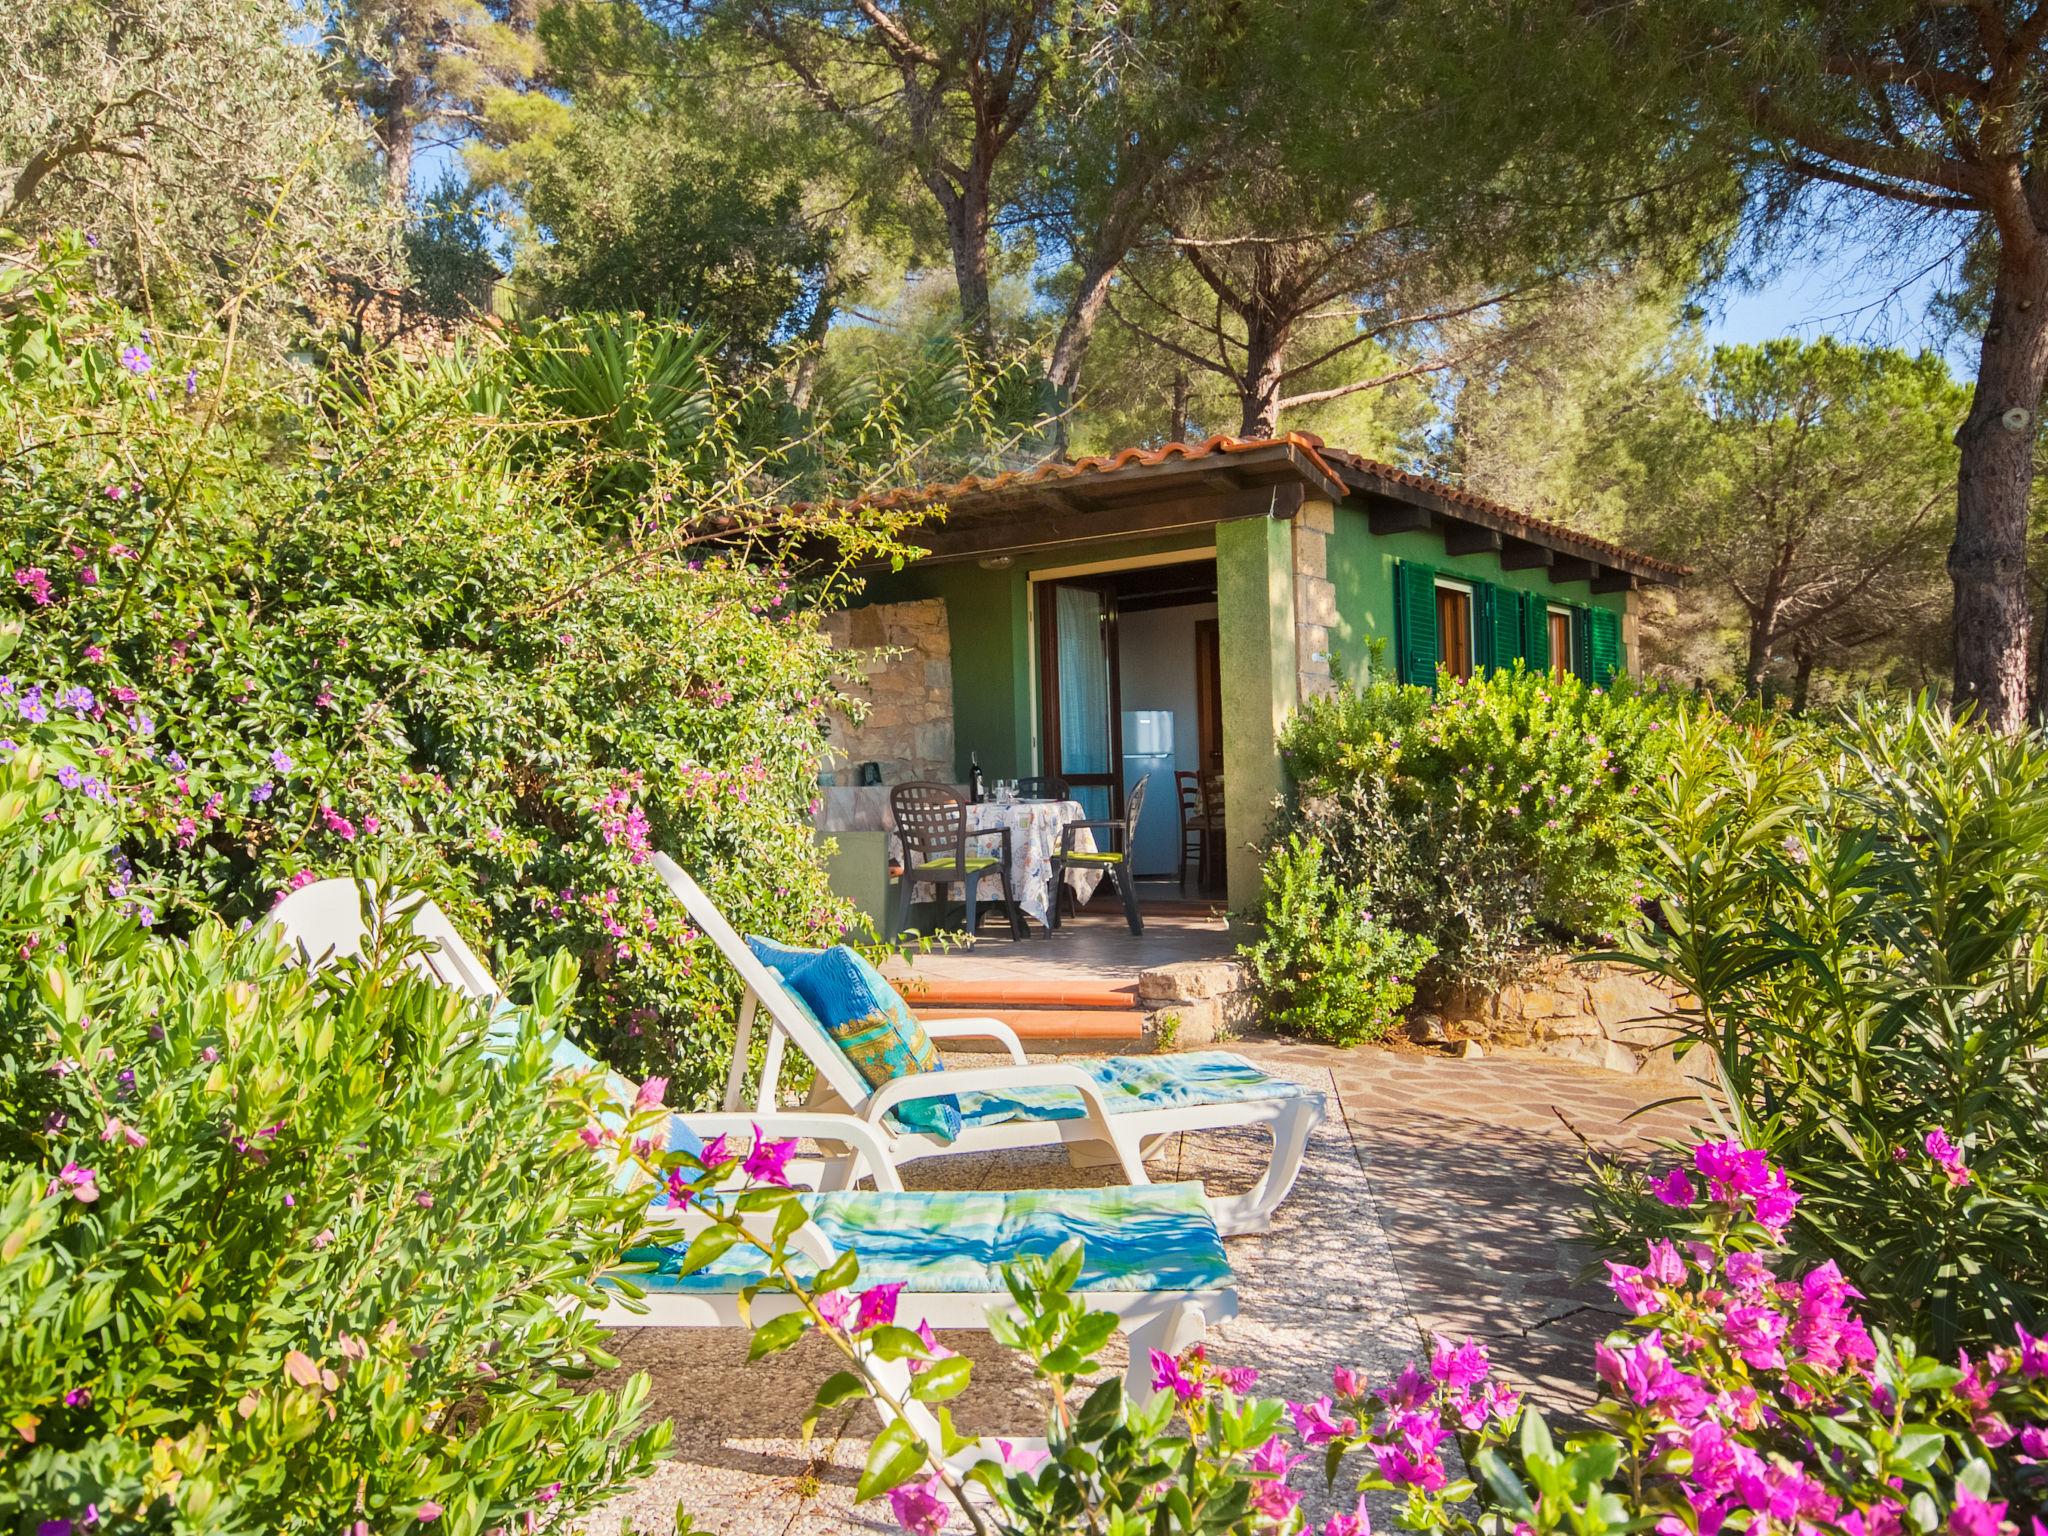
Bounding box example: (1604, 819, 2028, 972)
(577, 1040, 1708, 1534)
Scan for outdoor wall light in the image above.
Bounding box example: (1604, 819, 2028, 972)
(977, 555, 1014, 570)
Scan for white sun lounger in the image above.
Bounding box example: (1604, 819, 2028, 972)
(264, 879, 1239, 1458)
(651, 853, 1325, 1236)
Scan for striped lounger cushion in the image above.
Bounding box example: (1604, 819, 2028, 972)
(953, 1050, 1305, 1129)
(624, 1181, 1230, 1295)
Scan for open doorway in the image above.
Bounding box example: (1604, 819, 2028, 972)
(1034, 557, 1221, 895)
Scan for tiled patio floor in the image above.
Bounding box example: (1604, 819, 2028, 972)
(881, 893, 1239, 987)
(584, 1037, 1709, 1534)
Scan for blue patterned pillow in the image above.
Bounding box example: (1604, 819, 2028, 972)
(744, 938, 962, 1143)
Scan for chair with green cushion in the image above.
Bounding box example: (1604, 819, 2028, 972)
(888, 780, 1026, 942)
(1049, 773, 1149, 936)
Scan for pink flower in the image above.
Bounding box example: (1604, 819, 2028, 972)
(1149, 1348, 1202, 1402)
(1925, 1127, 1971, 1187)
(887, 1473, 951, 1535)
(1373, 1445, 1446, 1491)
(48, 1163, 99, 1203)
(2017, 1424, 2048, 1462)
(996, 1439, 1048, 1473)
(1429, 1334, 1490, 1388)
(634, 1076, 668, 1111)
(1949, 1493, 2007, 1536)
(1642, 1240, 1687, 1285)
(1247, 1437, 1309, 1479)
(1382, 1362, 1432, 1409)
(1722, 1305, 1787, 1371)
(908, 1318, 957, 1375)
(1332, 1365, 1363, 1398)
(742, 1128, 797, 1186)
(1285, 1395, 1356, 1445)
(1322, 1497, 1372, 1536)
(2017, 1323, 2048, 1379)
(1248, 1478, 1302, 1523)
(855, 1283, 903, 1331)
(697, 1133, 730, 1167)
(417, 1503, 443, 1523)
(1649, 1166, 1697, 1207)
(1218, 1365, 1259, 1392)
(98, 1117, 146, 1148)
(814, 1290, 854, 1331)
(662, 1168, 694, 1209)
(1605, 1260, 1660, 1316)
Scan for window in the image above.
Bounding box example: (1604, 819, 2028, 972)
(1547, 607, 1573, 680)
(1435, 582, 1473, 681)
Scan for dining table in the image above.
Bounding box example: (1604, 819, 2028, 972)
(894, 795, 1103, 931)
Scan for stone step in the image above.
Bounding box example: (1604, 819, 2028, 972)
(913, 1007, 1147, 1047)
(896, 977, 1140, 1011)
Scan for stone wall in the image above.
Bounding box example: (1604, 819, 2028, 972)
(1292, 499, 1337, 701)
(1422, 955, 1694, 1078)
(820, 599, 957, 783)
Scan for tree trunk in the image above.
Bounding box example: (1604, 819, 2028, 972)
(2034, 584, 2048, 726)
(1239, 297, 1288, 438)
(788, 264, 836, 415)
(1169, 368, 1190, 443)
(1743, 603, 1779, 695)
(1950, 250, 2048, 730)
(939, 180, 994, 352)
(373, 74, 416, 208)
(1791, 648, 1817, 713)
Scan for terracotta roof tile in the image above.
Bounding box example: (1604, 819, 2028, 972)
(853, 432, 1684, 579)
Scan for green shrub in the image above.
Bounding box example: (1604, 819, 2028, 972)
(0, 243, 1012, 1105)
(0, 745, 666, 1530)
(1239, 834, 1435, 1045)
(1590, 697, 2048, 1353)
(1278, 662, 1671, 986)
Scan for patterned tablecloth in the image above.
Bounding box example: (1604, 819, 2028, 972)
(897, 798, 1103, 929)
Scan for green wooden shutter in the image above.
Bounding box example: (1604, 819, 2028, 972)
(1571, 606, 1595, 682)
(1394, 561, 1438, 686)
(1587, 606, 1623, 685)
(1489, 584, 1523, 672)
(1523, 593, 1549, 674)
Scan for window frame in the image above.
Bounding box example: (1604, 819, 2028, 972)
(1433, 577, 1476, 682)
(1546, 604, 1575, 680)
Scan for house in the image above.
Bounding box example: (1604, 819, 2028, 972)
(822, 433, 1683, 912)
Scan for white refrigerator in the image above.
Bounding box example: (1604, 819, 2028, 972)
(1121, 710, 1177, 877)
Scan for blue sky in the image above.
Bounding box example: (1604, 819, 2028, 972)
(1701, 237, 1975, 372)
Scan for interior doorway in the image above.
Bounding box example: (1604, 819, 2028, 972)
(1034, 557, 1220, 886)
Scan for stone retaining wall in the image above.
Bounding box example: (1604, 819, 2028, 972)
(1421, 954, 1693, 1078)
(820, 599, 956, 783)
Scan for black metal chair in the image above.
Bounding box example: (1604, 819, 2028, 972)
(1176, 770, 1225, 896)
(888, 782, 1026, 942)
(1048, 774, 1149, 936)
(1013, 775, 1070, 800)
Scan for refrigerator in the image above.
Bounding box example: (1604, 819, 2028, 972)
(1121, 710, 1177, 877)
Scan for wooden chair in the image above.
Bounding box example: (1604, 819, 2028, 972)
(1176, 770, 1225, 896)
(1013, 775, 1069, 800)
(1049, 773, 1149, 935)
(888, 781, 1025, 942)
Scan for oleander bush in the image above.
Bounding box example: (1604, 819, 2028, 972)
(0, 234, 1025, 1103)
(1239, 834, 1435, 1045)
(1588, 698, 2048, 1356)
(1269, 661, 1672, 991)
(0, 744, 670, 1532)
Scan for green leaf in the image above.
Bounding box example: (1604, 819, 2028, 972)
(865, 1326, 932, 1362)
(747, 1310, 808, 1360)
(674, 1224, 741, 1275)
(854, 1419, 928, 1503)
(908, 1357, 972, 1402)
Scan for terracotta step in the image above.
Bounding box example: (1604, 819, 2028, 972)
(912, 1006, 1146, 1043)
(895, 976, 1139, 1011)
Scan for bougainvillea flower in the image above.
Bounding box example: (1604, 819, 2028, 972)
(662, 1168, 694, 1209)
(1642, 1240, 1687, 1285)
(1649, 1166, 1697, 1208)
(1247, 1437, 1309, 1479)
(1382, 1362, 1432, 1409)
(813, 1290, 853, 1331)
(1332, 1365, 1362, 1398)
(741, 1128, 796, 1186)
(1605, 1260, 1660, 1317)
(1321, 1496, 1372, 1536)
(696, 1133, 730, 1168)
(886, 1474, 950, 1535)
(1372, 1445, 1447, 1492)
(1285, 1395, 1356, 1445)
(1721, 1305, 1787, 1371)
(416, 1503, 443, 1523)
(633, 1076, 668, 1111)
(1218, 1366, 1259, 1393)
(1429, 1334, 1490, 1388)
(995, 1439, 1048, 1473)
(1149, 1349, 1202, 1403)
(1946, 1492, 2006, 1536)
(908, 1319, 957, 1375)
(854, 1283, 902, 1331)
(1722, 1250, 1775, 1292)
(1247, 1478, 1302, 1524)
(2018, 1323, 2048, 1378)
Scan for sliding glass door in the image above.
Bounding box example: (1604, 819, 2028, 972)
(1036, 580, 1122, 822)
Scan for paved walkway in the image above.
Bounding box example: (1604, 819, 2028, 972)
(583, 1038, 1707, 1534)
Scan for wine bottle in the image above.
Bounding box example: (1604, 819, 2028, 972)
(969, 752, 985, 804)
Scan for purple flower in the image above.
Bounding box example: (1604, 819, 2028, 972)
(855, 1282, 902, 1330)
(1322, 1497, 1372, 1536)
(56, 765, 81, 789)
(2017, 1323, 2048, 1379)
(741, 1127, 796, 1186)
(1372, 1444, 1446, 1491)
(1382, 1361, 1432, 1409)
(1218, 1365, 1258, 1392)
(696, 1133, 730, 1167)
(14, 567, 53, 606)
(814, 1290, 853, 1330)
(1642, 1239, 1687, 1285)
(887, 1474, 951, 1535)
(1332, 1365, 1362, 1398)
(1605, 1259, 1660, 1316)
(184, 367, 198, 397)
(119, 346, 153, 376)
(249, 780, 274, 803)
(662, 1167, 694, 1209)
(1722, 1304, 1788, 1370)
(1949, 1494, 2007, 1536)
(15, 686, 47, 723)
(55, 685, 94, 716)
(47, 1163, 100, 1203)
(270, 748, 292, 773)
(1248, 1436, 1309, 1479)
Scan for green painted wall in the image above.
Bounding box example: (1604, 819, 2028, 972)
(854, 526, 1217, 781)
(1324, 503, 1630, 684)
(1215, 516, 1296, 914)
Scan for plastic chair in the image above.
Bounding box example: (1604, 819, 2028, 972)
(1048, 773, 1149, 935)
(888, 781, 1025, 941)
